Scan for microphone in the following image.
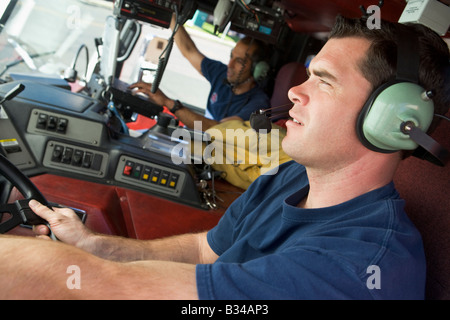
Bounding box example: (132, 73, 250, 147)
(64, 44, 89, 83)
(222, 77, 231, 87)
(250, 102, 293, 133)
(0, 83, 25, 105)
(213, 0, 233, 34)
(223, 76, 252, 90)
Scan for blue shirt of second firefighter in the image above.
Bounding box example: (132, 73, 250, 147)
(201, 57, 269, 121)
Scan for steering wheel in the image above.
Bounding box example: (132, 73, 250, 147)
(0, 153, 51, 235)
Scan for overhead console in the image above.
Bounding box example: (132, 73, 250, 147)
(228, 1, 287, 44)
(113, 0, 287, 44)
(113, 0, 182, 28)
(210, 0, 287, 44)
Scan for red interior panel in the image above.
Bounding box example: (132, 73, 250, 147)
(6, 174, 243, 240)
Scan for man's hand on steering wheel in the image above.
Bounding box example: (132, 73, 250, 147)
(30, 200, 93, 248)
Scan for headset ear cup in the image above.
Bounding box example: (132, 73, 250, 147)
(357, 81, 434, 153)
(253, 61, 270, 82)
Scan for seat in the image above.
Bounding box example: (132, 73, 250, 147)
(393, 111, 450, 300)
(270, 62, 308, 124)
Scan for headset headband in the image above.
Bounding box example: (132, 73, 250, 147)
(396, 24, 420, 83)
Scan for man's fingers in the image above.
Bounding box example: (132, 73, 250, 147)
(35, 234, 52, 241)
(129, 82, 152, 92)
(28, 199, 52, 221)
(32, 224, 50, 236)
(29, 200, 53, 237)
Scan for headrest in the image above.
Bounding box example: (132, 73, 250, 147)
(270, 62, 307, 110)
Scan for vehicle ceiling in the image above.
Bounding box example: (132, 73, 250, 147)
(196, 0, 450, 38)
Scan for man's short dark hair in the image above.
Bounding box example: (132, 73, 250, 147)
(329, 15, 450, 133)
(240, 36, 268, 64)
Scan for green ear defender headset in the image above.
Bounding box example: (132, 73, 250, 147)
(357, 80, 434, 151)
(356, 24, 448, 166)
(252, 60, 270, 82)
(247, 37, 270, 82)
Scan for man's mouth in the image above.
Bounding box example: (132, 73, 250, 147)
(288, 110, 304, 126)
(291, 118, 304, 126)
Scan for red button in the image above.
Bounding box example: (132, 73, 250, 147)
(123, 165, 133, 176)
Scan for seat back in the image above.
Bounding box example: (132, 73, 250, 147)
(393, 112, 450, 299)
(270, 62, 307, 122)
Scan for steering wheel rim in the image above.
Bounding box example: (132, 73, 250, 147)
(0, 153, 49, 233)
(0, 154, 48, 204)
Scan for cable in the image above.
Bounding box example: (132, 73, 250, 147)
(237, 0, 260, 25)
(151, 3, 180, 94)
(64, 44, 89, 83)
(435, 113, 450, 122)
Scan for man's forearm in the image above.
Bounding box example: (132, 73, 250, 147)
(169, 15, 205, 73)
(171, 16, 197, 58)
(84, 231, 216, 264)
(173, 106, 219, 130)
(0, 235, 111, 299)
(0, 235, 199, 299)
(174, 25, 198, 57)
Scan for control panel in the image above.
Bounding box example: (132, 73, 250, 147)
(43, 141, 109, 178)
(1, 80, 204, 208)
(230, 2, 286, 44)
(113, 0, 182, 28)
(115, 155, 186, 197)
(27, 109, 104, 146)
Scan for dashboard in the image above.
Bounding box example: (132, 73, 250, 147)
(0, 80, 208, 209)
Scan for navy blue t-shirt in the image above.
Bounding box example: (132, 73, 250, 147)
(201, 57, 269, 121)
(196, 161, 426, 299)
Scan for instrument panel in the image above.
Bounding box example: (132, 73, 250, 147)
(113, 0, 183, 28)
(115, 155, 186, 197)
(43, 141, 109, 178)
(27, 109, 104, 146)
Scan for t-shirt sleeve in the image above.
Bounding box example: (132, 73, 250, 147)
(206, 190, 246, 256)
(201, 57, 226, 84)
(196, 247, 374, 300)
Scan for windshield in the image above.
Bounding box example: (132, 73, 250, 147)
(0, 0, 237, 109)
(1, 0, 110, 78)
